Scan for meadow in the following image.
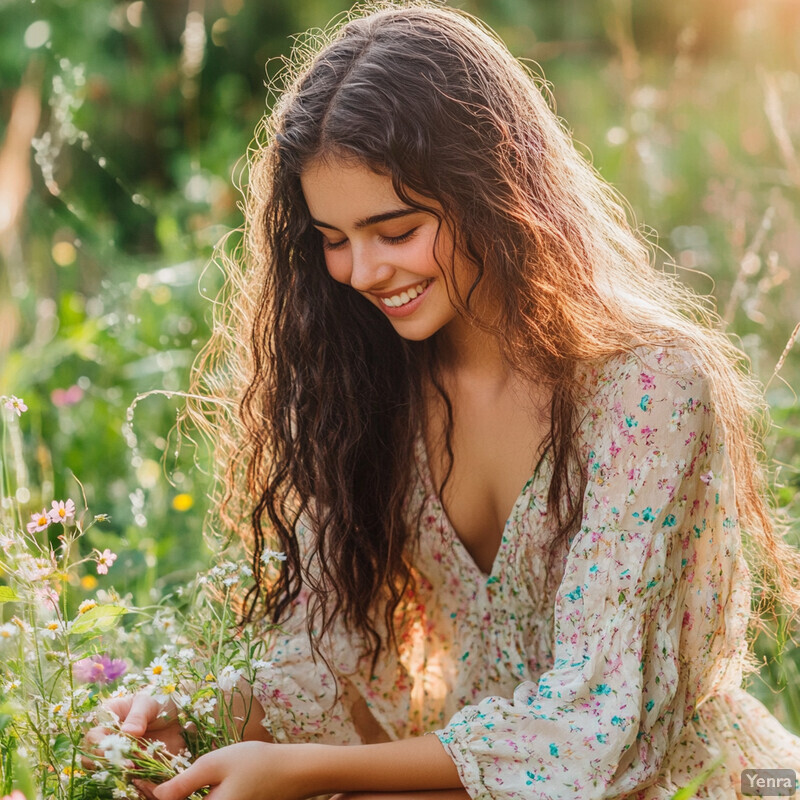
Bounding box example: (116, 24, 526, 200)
(0, 0, 798, 794)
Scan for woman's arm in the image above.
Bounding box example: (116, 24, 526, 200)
(152, 735, 463, 800)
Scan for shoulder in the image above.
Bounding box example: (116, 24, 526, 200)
(574, 343, 715, 445)
(576, 343, 707, 398)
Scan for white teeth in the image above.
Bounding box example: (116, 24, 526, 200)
(380, 280, 430, 307)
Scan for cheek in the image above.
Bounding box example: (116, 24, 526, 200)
(323, 252, 351, 285)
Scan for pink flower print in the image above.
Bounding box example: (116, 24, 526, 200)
(27, 509, 50, 534)
(95, 548, 118, 574)
(700, 469, 714, 485)
(639, 372, 656, 390)
(4, 396, 27, 416)
(48, 499, 76, 525)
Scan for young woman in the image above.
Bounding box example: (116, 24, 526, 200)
(105, 2, 800, 798)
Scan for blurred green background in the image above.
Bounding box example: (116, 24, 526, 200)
(1, 0, 799, 730)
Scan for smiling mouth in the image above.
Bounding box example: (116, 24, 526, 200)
(374, 279, 432, 308)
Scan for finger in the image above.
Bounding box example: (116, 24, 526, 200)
(133, 778, 160, 800)
(152, 754, 219, 800)
(121, 693, 162, 735)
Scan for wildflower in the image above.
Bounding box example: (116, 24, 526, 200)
(217, 665, 243, 692)
(78, 599, 97, 614)
(97, 733, 131, 766)
(48, 499, 76, 525)
(33, 582, 60, 610)
(92, 770, 111, 782)
(144, 655, 171, 683)
(154, 682, 178, 701)
(172, 692, 193, 710)
(73, 654, 127, 685)
(26, 509, 50, 534)
(191, 695, 217, 719)
(42, 619, 71, 639)
(3, 679, 20, 692)
(0, 532, 16, 552)
(170, 751, 192, 772)
(0, 623, 17, 639)
(261, 548, 287, 565)
(94, 548, 117, 574)
(152, 610, 175, 632)
(4, 396, 27, 416)
(16, 554, 55, 581)
(61, 765, 85, 779)
(10, 616, 30, 633)
(252, 659, 274, 671)
(145, 739, 167, 756)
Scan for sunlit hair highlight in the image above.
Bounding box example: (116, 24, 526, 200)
(185, 0, 800, 681)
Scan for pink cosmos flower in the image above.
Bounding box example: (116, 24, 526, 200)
(48, 499, 76, 525)
(95, 548, 118, 574)
(73, 654, 127, 685)
(26, 509, 50, 534)
(4, 396, 27, 417)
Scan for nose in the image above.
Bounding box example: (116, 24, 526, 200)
(348, 241, 394, 293)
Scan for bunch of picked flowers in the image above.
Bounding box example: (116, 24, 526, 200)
(0, 396, 283, 799)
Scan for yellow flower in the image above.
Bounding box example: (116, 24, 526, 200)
(172, 493, 193, 512)
(78, 599, 97, 614)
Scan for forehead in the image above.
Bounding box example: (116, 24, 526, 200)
(300, 157, 400, 219)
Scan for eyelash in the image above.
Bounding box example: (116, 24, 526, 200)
(321, 227, 419, 251)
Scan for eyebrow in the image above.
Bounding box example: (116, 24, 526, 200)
(310, 207, 419, 232)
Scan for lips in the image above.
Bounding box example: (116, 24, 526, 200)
(375, 277, 435, 318)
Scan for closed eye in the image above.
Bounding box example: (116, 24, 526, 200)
(378, 227, 419, 245)
(320, 227, 420, 251)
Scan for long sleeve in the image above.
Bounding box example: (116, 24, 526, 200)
(434, 347, 750, 799)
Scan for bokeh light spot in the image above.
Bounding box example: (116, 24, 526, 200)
(24, 20, 50, 49)
(172, 493, 193, 512)
(52, 241, 77, 266)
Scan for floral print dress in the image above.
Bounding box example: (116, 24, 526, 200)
(251, 345, 800, 799)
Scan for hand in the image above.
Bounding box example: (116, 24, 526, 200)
(152, 741, 308, 800)
(83, 692, 186, 767)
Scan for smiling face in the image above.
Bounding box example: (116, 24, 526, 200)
(300, 156, 477, 342)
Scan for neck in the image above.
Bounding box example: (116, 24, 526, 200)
(436, 312, 513, 388)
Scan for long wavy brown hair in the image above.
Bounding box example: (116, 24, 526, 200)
(186, 0, 800, 679)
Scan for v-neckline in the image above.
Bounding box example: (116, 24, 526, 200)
(414, 430, 549, 580)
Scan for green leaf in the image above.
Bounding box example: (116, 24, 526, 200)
(70, 604, 126, 635)
(0, 586, 19, 603)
